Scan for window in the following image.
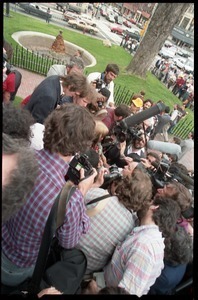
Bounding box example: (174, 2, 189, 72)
(180, 17, 190, 30)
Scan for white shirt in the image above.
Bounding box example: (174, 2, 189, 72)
(30, 123, 45, 150)
(87, 72, 115, 107)
(47, 64, 67, 77)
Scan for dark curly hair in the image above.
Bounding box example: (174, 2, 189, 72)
(43, 103, 95, 155)
(98, 286, 130, 294)
(164, 225, 193, 266)
(152, 196, 181, 238)
(115, 168, 153, 211)
(3, 102, 35, 144)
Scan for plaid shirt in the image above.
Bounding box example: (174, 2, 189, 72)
(76, 188, 137, 274)
(104, 225, 165, 297)
(2, 149, 90, 268)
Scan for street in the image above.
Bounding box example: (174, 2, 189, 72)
(8, 3, 140, 46)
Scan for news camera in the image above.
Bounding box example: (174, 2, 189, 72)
(95, 78, 104, 90)
(65, 153, 94, 185)
(113, 102, 167, 143)
(146, 160, 194, 191)
(100, 164, 122, 190)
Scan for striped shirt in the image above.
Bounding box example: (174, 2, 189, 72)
(76, 188, 137, 274)
(2, 149, 90, 268)
(104, 225, 165, 297)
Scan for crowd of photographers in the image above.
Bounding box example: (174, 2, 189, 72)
(2, 46, 194, 296)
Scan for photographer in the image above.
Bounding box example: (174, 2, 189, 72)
(1, 104, 98, 287)
(155, 181, 194, 236)
(76, 168, 153, 275)
(87, 63, 119, 108)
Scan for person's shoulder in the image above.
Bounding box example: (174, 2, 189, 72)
(87, 72, 101, 79)
(50, 64, 64, 69)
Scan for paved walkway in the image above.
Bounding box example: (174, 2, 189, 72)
(16, 67, 45, 99)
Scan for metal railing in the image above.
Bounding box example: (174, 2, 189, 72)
(10, 45, 194, 139)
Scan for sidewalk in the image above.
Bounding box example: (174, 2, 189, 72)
(16, 67, 46, 99)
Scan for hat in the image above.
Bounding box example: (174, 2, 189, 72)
(131, 98, 143, 108)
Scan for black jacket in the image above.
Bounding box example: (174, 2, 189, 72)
(25, 75, 61, 124)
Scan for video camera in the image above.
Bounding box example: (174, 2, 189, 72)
(113, 124, 143, 144)
(95, 78, 104, 90)
(144, 160, 194, 219)
(146, 160, 194, 190)
(113, 102, 167, 143)
(65, 154, 94, 185)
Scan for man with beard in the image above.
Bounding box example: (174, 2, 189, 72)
(87, 63, 119, 108)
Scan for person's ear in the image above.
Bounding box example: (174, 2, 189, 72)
(150, 205, 159, 211)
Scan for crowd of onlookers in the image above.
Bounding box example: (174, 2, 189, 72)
(151, 57, 194, 111)
(2, 39, 194, 297)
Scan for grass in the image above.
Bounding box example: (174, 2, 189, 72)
(4, 9, 194, 122)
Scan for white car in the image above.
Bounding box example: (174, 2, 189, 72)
(68, 19, 99, 34)
(184, 58, 194, 74)
(173, 57, 186, 69)
(79, 14, 97, 27)
(159, 46, 177, 59)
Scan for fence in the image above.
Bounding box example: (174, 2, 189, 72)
(10, 45, 193, 139)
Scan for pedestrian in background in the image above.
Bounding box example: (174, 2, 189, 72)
(46, 7, 51, 23)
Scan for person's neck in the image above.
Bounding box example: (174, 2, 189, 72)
(140, 215, 155, 226)
(58, 153, 73, 163)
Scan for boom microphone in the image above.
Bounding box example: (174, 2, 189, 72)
(120, 102, 167, 129)
(147, 140, 181, 158)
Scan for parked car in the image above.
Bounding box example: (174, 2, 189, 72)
(184, 58, 194, 74)
(136, 22, 144, 29)
(100, 7, 107, 17)
(18, 3, 52, 19)
(114, 15, 123, 25)
(158, 46, 177, 59)
(79, 14, 97, 27)
(164, 40, 174, 48)
(177, 49, 191, 58)
(56, 3, 67, 12)
(106, 15, 115, 23)
(124, 29, 140, 42)
(123, 20, 132, 28)
(63, 11, 78, 22)
(173, 57, 187, 69)
(128, 18, 136, 25)
(110, 26, 124, 35)
(67, 19, 99, 34)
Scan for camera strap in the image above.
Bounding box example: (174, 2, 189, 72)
(86, 194, 111, 218)
(86, 193, 110, 206)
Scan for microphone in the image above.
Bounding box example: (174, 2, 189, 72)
(120, 102, 167, 129)
(147, 140, 181, 157)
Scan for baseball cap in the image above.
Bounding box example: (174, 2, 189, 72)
(131, 98, 143, 108)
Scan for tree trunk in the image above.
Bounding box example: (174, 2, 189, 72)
(126, 3, 190, 78)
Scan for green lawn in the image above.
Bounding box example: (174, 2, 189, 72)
(4, 9, 193, 122)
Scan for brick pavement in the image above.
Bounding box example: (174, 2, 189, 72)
(16, 67, 45, 99)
